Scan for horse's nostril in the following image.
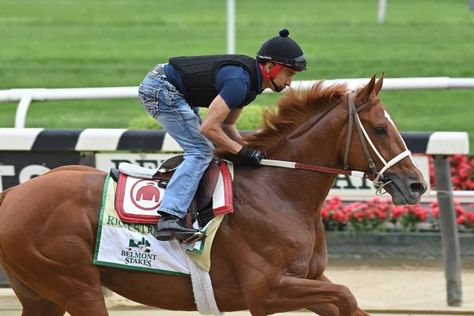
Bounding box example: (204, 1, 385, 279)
(410, 181, 427, 194)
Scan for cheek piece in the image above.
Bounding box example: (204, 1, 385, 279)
(259, 63, 285, 92)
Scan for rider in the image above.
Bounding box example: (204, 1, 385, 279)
(138, 29, 306, 241)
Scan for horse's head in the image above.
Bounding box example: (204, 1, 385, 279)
(339, 74, 427, 204)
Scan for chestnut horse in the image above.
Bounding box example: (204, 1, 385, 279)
(0, 75, 426, 316)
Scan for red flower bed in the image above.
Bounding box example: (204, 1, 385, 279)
(429, 155, 474, 190)
(321, 196, 473, 232)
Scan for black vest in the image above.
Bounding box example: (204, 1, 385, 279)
(168, 54, 259, 107)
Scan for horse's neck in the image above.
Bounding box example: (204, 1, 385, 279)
(263, 106, 346, 212)
(235, 119, 341, 220)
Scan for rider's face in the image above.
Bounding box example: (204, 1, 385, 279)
(269, 65, 297, 91)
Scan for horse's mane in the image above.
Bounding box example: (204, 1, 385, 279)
(244, 81, 348, 155)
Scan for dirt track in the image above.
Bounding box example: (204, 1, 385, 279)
(1, 265, 473, 315)
(0, 310, 472, 316)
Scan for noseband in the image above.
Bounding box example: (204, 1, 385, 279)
(260, 91, 412, 194)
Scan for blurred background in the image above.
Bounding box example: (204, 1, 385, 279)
(0, 0, 473, 152)
(1, 1, 474, 314)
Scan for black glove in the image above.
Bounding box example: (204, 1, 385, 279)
(237, 147, 265, 165)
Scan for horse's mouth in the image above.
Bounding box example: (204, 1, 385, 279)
(383, 174, 427, 205)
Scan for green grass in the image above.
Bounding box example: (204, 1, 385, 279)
(0, 0, 473, 152)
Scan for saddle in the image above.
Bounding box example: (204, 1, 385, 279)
(110, 155, 221, 228)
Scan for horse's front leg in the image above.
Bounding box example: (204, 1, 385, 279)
(244, 275, 358, 316)
(307, 304, 368, 316)
(307, 302, 339, 316)
(306, 274, 370, 316)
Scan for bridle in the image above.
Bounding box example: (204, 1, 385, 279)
(342, 91, 411, 193)
(259, 90, 412, 194)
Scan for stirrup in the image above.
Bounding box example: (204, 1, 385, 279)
(155, 230, 206, 244)
(155, 232, 173, 241)
(180, 231, 206, 244)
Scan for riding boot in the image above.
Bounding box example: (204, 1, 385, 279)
(155, 212, 203, 243)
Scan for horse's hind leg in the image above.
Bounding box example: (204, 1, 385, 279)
(27, 268, 109, 316)
(5, 271, 65, 316)
(20, 272, 108, 316)
(1, 238, 109, 316)
(19, 296, 65, 316)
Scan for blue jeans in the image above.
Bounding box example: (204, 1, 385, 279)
(138, 65, 213, 218)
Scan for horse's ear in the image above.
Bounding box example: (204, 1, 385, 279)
(374, 72, 384, 95)
(357, 74, 377, 101)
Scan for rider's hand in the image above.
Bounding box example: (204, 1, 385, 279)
(237, 147, 265, 166)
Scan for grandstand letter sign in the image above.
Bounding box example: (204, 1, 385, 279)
(0, 152, 80, 190)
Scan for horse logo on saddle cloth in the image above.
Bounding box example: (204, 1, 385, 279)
(93, 156, 233, 276)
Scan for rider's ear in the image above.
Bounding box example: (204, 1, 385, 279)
(357, 74, 376, 101)
(264, 62, 274, 72)
(374, 72, 384, 96)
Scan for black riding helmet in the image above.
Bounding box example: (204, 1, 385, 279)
(256, 29, 307, 71)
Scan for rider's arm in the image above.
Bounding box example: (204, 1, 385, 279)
(222, 109, 247, 146)
(200, 95, 243, 154)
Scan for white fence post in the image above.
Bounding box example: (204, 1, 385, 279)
(377, 0, 387, 24)
(227, 0, 235, 54)
(15, 95, 32, 128)
(434, 156, 463, 306)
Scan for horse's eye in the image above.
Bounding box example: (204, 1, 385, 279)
(375, 127, 387, 136)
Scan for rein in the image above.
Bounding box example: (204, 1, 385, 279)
(260, 159, 370, 179)
(259, 91, 412, 194)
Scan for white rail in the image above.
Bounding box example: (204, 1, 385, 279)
(1, 77, 474, 128)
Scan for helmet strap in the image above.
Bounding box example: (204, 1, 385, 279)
(270, 79, 285, 92)
(268, 63, 283, 79)
(259, 63, 284, 91)
(258, 63, 283, 80)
